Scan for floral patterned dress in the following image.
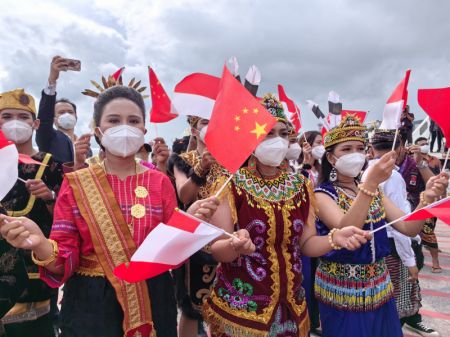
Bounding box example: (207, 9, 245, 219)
(204, 167, 312, 337)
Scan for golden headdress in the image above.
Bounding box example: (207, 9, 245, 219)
(0, 89, 36, 115)
(82, 75, 148, 98)
(323, 113, 367, 149)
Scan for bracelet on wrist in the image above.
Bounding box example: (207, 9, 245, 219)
(328, 228, 342, 250)
(357, 184, 378, 198)
(420, 191, 433, 206)
(31, 239, 58, 267)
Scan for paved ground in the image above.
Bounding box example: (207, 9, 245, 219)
(403, 220, 450, 337)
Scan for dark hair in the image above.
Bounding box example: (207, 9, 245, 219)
(298, 130, 322, 170)
(172, 135, 190, 154)
(414, 137, 427, 145)
(93, 86, 146, 148)
(93, 86, 145, 127)
(56, 98, 77, 114)
(372, 140, 400, 152)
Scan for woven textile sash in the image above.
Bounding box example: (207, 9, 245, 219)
(66, 164, 155, 337)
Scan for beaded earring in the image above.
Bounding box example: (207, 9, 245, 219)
(330, 167, 337, 182)
(279, 159, 290, 172)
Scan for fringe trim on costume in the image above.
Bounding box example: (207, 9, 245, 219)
(315, 259, 394, 312)
(203, 303, 310, 337)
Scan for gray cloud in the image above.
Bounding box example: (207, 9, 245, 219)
(1, 0, 450, 147)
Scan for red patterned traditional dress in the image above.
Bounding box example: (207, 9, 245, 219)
(204, 166, 313, 337)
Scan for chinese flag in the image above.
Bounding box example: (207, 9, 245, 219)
(149, 67, 178, 123)
(418, 87, 450, 141)
(205, 66, 277, 173)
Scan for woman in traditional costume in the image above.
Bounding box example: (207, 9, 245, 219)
(313, 115, 448, 337)
(203, 94, 371, 337)
(0, 85, 218, 337)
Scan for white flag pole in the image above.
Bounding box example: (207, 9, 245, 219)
(391, 128, 399, 151)
(442, 148, 450, 172)
(214, 174, 234, 199)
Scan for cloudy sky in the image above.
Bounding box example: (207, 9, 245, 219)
(1, 0, 449, 146)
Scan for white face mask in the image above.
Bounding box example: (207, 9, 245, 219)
(254, 137, 289, 167)
(2, 120, 33, 144)
(420, 145, 430, 154)
(100, 125, 145, 158)
(286, 143, 302, 161)
(334, 152, 366, 177)
(199, 125, 208, 142)
(311, 145, 325, 160)
(57, 113, 77, 130)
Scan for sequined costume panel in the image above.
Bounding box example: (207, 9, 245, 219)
(204, 168, 311, 337)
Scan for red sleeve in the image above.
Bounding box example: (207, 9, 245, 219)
(40, 178, 81, 288)
(160, 174, 177, 223)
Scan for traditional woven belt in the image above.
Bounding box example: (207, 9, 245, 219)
(1, 299, 51, 324)
(76, 254, 105, 277)
(315, 258, 394, 312)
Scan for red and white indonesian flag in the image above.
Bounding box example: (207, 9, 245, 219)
(0, 130, 19, 200)
(380, 69, 411, 129)
(172, 73, 221, 120)
(114, 210, 224, 283)
(278, 84, 301, 132)
(401, 196, 450, 225)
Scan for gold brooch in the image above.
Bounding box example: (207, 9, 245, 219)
(135, 186, 148, 198)
(131, 204, 146, 219)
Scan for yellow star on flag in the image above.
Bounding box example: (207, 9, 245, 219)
(250, 122, 267, 139)
(253, 108, 259, 114)
(234, 115, 241, 122)
(234, 126, 240, 131)
(242, 107, 249, 114)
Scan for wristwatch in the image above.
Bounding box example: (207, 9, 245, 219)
(44, 190, 57, 205)
(417, 160, 429, 170)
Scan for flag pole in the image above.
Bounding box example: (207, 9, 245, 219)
(391, 128, 399, 151)
(176, 208, 236, 239)
(17, 177, 27, 183)
(442, 148, 450, 172)
(369, 215, 406, 234)
(214, 174, 234, 199)
(153, 123, 159, 138)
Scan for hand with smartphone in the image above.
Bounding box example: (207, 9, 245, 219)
(48, 56, 81, 84)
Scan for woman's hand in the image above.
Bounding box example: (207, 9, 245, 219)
(364, 151, 396, 186)
(0, 215, 46, 250)
(229, 229, 255, 256)
(332, 226, 371, 251)
(302, 142, 314, 165)
(187, 197, 220, 221)
(423, 172, 449, 203)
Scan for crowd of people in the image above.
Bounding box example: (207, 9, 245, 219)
(0, 56, 448, 337)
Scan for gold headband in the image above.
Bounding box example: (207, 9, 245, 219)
(0, 89, 36, 115)
(324, 114, 367, 149)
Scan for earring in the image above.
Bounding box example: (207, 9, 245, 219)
(248, 155, 257, 173)
(330, 167, 337, 182)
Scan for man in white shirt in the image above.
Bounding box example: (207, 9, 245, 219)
(363, 130, 438, 337)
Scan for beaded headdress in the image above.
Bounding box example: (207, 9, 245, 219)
(323, 113, 367, 149)
(260, 93, 287, 123)
(82, 75, 148, 98)
(370, 129, 397, 145)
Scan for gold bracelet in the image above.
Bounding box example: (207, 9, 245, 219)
(193, 162, 206, 178)
(357, 184, 378, 198)
(420, 191, 433, 206)
(31, 239, 58, 267)
(328, 228, 342, 250)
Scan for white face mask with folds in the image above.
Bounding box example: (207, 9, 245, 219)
(57, 113, 77, 130)
(333, 152, 366, 177)
(311, 145, 325, 160)
(199, 125, 208, 142)
(2, 120, 33, 144)
(100, 125, 145, 158)
(254, 137, 289, 167)
(286, 143, 302, 161)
